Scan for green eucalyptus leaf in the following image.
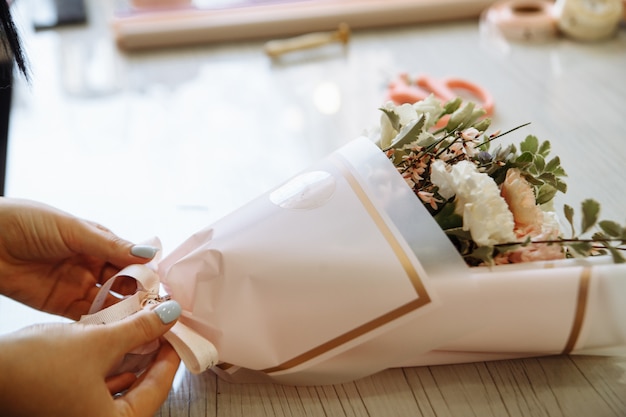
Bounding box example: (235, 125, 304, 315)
(555, 178, 567, 193)
(599, 220, 622, 238)
(568, 241, 593, 257)
(379, 107, 401, 131)
(516, 151, 534, 164)
(445, 102, 475, 132)
(545, 156, 561, 173)
(538, 172, 557, 186)
(538, 140, 551, 157)
(591, 231, 608, 241)
(536, 184, 557, 205)
(443, 97, 462, 115)
(466, 108, 487, 130)
(520, 135, 539, 154)
(392, 149, 406, 165)
(534, 154, 546, 173)
(581, 199, 600, 234)
(433, 202, 463, 230)
(476, 135, 491, 151)
(388, 115, 425, 151)
(552, 166, 567, 177)
(607, 246, 626, 263)
(473, 118, 491, 133)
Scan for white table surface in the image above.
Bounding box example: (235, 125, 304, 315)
(2, 1, 626, 416)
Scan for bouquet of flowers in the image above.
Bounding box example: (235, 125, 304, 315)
(376, 95, 625, 267)
(82, 96, 626, 386)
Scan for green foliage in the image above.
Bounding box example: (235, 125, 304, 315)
(560, 200, 625, 263)
(387, 116, 425, 152)
(433, 202, 462, 229)
(512, 135, 568, 204)
(581, 199, 600, 234)
(444, 102, 486, 133)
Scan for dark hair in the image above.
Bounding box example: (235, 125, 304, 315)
(0, 1, 29, 81)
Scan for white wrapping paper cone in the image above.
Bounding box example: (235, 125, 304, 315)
(160, 138, 486, 384)
(159, 137, 626, 385)
(397, 258, 626, 367)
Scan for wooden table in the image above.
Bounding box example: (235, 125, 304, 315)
(2, 1, 626, 416)
(160, 355, 626, 416)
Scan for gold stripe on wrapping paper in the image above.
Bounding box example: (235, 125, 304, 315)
(262, 155, 431, 374)
(562, 266, 592, 355)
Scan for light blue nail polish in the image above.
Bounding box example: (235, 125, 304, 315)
(131, 245, 159, 259)
(154, 300, 182, 324)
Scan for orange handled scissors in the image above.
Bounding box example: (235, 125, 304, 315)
(386, 73, 495, 116)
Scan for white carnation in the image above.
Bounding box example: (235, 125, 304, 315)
(430, 160, 455, 200)
(430, 160, 516, 246)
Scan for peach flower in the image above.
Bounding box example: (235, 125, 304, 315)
(500, 168, 544, 237)
(493, 213, 565, 264)
(496, 169, 565, 264)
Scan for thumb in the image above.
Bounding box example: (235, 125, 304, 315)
(104, 300, 182, 356)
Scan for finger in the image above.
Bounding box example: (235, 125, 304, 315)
(103, 300, 182, 356)
(62, 285, 130, 321)
(114, 343, 181, 417)
(106, 372, 138, 396)
(64, 218, 160, 269)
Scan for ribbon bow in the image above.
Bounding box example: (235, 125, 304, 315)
(79, 263, 218, 375)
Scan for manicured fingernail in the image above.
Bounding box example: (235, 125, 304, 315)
(153, 300, 181, 324)
(131, 245, 159, 259)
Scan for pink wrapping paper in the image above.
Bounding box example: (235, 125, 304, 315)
(159, 137, 626, 385)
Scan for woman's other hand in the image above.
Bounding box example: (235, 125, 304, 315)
(0, 197, 159, 319)
(0, 300, 182, 417)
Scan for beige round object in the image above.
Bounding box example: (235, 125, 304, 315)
(554, 0, 624, 41)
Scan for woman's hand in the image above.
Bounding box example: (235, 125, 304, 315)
(0, 198, 159, 319)
(0, 300, 182, 417)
